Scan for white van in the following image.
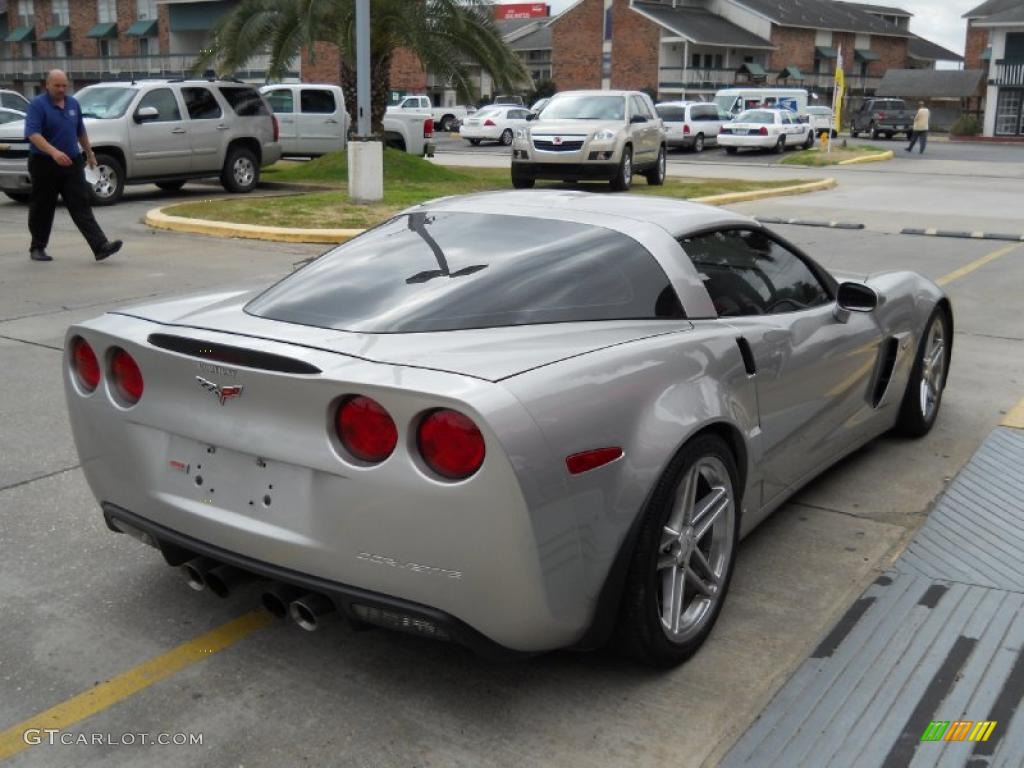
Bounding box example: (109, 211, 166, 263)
(713, 88, 809, 118)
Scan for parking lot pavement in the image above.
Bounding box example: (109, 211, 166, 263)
(2, 191, 1024, 767)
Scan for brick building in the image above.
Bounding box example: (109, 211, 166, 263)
(963, 0, 1024, 137)
(550, 0, 959, 102)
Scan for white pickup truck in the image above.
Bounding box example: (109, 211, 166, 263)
(261, 84, 434, 157)
(385, 95, 470, 132)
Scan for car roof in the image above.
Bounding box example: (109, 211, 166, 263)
(552, 90, 637, 98)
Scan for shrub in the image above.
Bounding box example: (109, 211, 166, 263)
(950, 114, 981, 136)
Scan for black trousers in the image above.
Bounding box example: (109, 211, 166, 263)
(28, 153, 108, 254)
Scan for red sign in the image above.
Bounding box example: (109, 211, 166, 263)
(495, 3, 549, 20)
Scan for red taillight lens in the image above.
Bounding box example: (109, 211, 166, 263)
(423, 118, 433, 138)
(566, 447, 623, 475)
(483, 119, 495, 127)
(337, 396, 397, 463)
(683, 124, 690, 134)
(72, 337, 100, 392)
(111, 348, 143, 404)
(271, 114, 279, 142)
(759, 126, 769, 135)
(417, 409, 485, 480)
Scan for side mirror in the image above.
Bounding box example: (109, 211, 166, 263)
(134, 106, 159, 123)
(835, 281, 878, 322)
(630, 114, 648, 124)
(526, 112, 536, 121)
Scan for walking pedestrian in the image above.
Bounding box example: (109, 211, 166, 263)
(25, 69, 122, 262)
(906, 101, 931, 155)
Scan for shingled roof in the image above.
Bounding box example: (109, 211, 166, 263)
(732, 0, 911, 36)
(631, 2, 775, 48)
(974, 6, 1024, 25)
(908, 35, 964, 62)
(963, 0, 1021, 20)
(877, 69, 985, 99)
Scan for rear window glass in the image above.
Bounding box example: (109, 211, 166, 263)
(246, 213, 685, 332)
(219, 87, 268, 116)
(874, 100, 904, 111)
(656, 105, 687, 121)
(300, 89, 336, 114)
(735, 110, 775, 124)
(182, 87, 222, 119)
(693, 105, 719, 120)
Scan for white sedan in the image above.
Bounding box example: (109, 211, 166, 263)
(718, 109, 815, 154)
(461, 105, 533, 146)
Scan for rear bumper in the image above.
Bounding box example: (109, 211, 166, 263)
(717, 134, 777, 149)
(261, 142, 283, 167)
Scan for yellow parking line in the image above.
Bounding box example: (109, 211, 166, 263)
(0, 611, 273, 762)
(936, 243, 1022, 286)
(1003, 397, 1024, 429)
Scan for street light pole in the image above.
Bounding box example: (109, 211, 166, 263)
(349, 0, 383, 201)
(355, 0, 371, 138)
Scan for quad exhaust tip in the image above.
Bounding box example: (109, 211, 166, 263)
(261, 584, 305, 618)
(289, 593, 336, 631)
(203, 564, 253, 599)
(181, 557, 217, 591)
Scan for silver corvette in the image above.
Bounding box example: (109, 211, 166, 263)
(64, 191, 952, 666)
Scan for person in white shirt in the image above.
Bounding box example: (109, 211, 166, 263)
(906, 101, 931, 154)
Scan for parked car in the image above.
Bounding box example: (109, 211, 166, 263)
(386, 95, 469, 132)
(0, 79, 281, 205)
(713, 87, 809, 119)
(530, 97, 551, 115)
(0, 89, 30, 114)
(460, 105, 532, 146)
(511, 90, 666, 191)
(655, 101, 725, 152)
(718, 108, 814, 154)
(850, 98, 915, 139)
(0, 107, 24, 125)
(493, 94, 525, 106)
(64, 190, 952, 666)
(806, 106, 837, 138)
(260, 83, 348, 157)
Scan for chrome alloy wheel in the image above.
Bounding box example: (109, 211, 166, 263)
(233, 156, 255, 187)
(92, 164, 118, 199)
(657, 456, 735, 644)
(919, 317, 947, 423)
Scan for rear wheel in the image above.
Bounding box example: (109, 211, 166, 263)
(3, 191, 30, 203)
(693, 133, 705, 153)
(773, 135, 786, 154)
(467, 138, 481, 146)
(87, 152, 125, 206)
(803, 130, 815, 149)
(439, 115, 455, 132)
(895, 308, 951, 437)
(851, 127, 860, 138)
(870, 122, 880, 140)
(155, 180, 186, 192)
(221, 146, 259, 193)
(511, 166, 535, 189)
(500, 129, 513, 146)
(610, 146, 633, 191)
(885, 132, 894, 139)
(725, 147, 738, 155)
(644, 145, 666, 186)
(616, 434, 740, 667)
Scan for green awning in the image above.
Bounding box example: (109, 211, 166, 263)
(738, 62, 766, 76)
(778, 66, 805, 80)
(4, 26, 34, 43)
(86, 22, 119, 39)
(815, 46, 838, 59)
(126, 18, 158, 37)
(980, 47, 992, 61)
(855, 48, 880, 61)
(40, 25, 71, 41)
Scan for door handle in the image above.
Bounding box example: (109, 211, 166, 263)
(171, 127, 186, 134)
(216, 124, 229, 130)
(324, 118, 338, 124)
(736, 337, 757, 375)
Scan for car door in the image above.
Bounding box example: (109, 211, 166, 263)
(678, 228, 883, 506)
(298, 87, 344, 155)
(628, 95, 658, 165)
(263, 86, 297, 155)
(181, 86, 227, 173)
(696, 104, 721, 142)
(127, 87, 191, 177)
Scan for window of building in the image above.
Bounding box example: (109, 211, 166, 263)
(100, 39, 119, 57)
(56, 40, 72, 57)
(137, 0, 158, 20)
(603, 6, 613, 41)
(23, 41, 38, 59)
(692, 53, 701, 68)
(98, 0, 118, 24)
(138, 37, 153, 56)
(51, 0, 70, 25)
(17, 0, 34, 27)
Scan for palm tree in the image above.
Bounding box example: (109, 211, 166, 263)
(195, 0, 529, 132)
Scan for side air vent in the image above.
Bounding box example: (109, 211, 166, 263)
(871, 337, 900, 407)
(148, 334, 322, 374)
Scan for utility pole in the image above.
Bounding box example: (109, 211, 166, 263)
(348, 0, 383, 202)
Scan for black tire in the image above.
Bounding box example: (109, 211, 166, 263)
(511, 167, 535, 189)
(87, 152, 125, 206)
(885, 132, 894, 139)
(831, 129, 838, 139)
(468, 138, 481, 146)
(610, 146, 633, 191)
(870, 122, 880, 140)
(644, 145, 666, 186)
(693, 133, 705, 153)
(500, 129, 513, 146)
(3, 191, 30, 203)
(439, 115, 455, 132)
(725, 147, 738, 155)
(155, 180, 186, 192)
(803, 130, 815, 149)
(851, 128, 860, 138)
(894, 308, 951, 437)
(221, 146, 259, 194)
(773, 135, 786, 154)
(615, 434, 740, 667)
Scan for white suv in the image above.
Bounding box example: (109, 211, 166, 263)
(0, 78, 281, 205)
(655, 101, 726, 153)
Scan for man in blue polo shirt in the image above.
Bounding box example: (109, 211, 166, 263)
(24, 69, 122, 262)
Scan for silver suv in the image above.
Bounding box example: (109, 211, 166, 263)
(0, 78, 281, 205)
(511, 90, 666, 191)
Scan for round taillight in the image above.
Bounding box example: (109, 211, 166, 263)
(759, 126, 769, 135)
(417, 409, 485, 480)
(72, 337, 100, 392)
(111, 348, 144, 404)
(337, 396, 397, 463)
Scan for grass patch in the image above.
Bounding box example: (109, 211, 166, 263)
(168, 149, 812, 230)
(781, 144, 888, 166)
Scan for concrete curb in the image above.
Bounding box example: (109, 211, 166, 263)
(756, 216, 864, 230)
(145, 207, 363, 244)
(1003, 397, 1024, 430)
(901, 227, 1024, 242)
(837, 150, 894, 165)
(144, 178, 839, 243)
(691, 177, 837, 205)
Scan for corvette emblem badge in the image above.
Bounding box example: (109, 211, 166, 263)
(196, 376, 244, 405)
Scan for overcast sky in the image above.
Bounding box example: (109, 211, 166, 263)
(517, 0, 976, 58)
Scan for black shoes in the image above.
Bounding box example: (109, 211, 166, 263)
(29, 248, 53, 262)
(94, 239, 123, 261)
